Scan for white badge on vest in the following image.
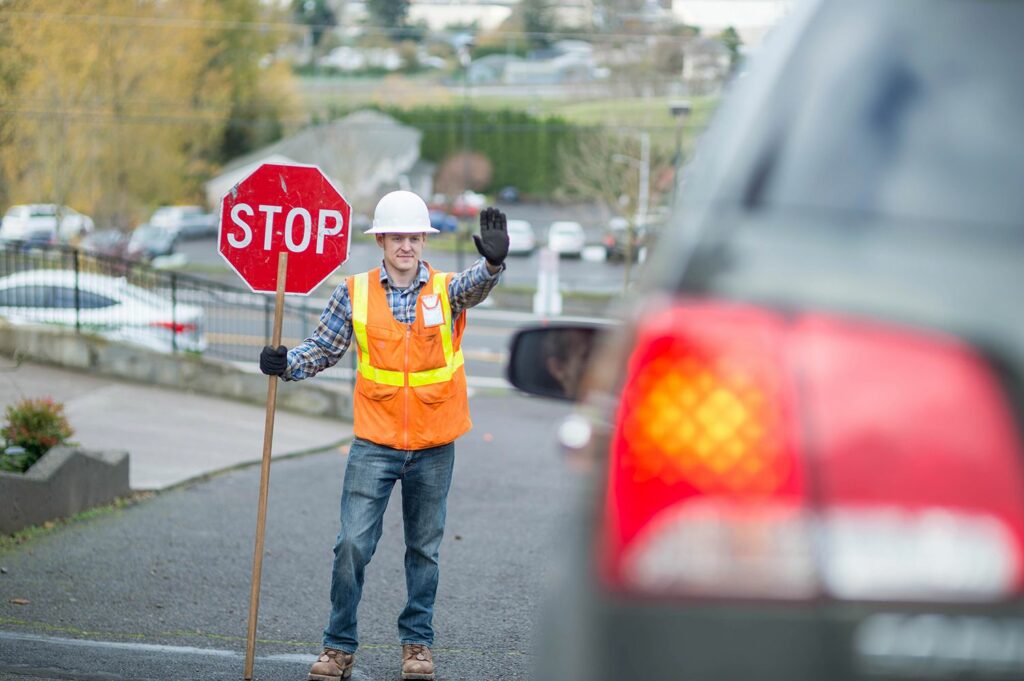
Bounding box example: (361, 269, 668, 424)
(421, 294, 445, 327)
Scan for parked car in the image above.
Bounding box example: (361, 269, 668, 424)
(79, 229, 130, 259)
(547, 221, 586, 258)
(0, 204, 94, 244)
(126, 224, 177, 261)
(0, 270, 206, 353)
(149, 205, 216, 239)
(508, 1, 1024, 680)
(428, 210, 458, 233)
(497, 186, 520, 203)
(507, 219, 536, 256)
(450, 191, 486, 218)
(602, 217, 647, 263)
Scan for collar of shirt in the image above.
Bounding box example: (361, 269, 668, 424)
(378, 260, 431, 291)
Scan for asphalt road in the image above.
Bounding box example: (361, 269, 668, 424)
(0, 392, 583, 681)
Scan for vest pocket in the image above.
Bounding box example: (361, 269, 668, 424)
(411, 380, 454, 404)
(409, 328, 447, 372)
(357, 379, 400, 401)
(365, 324, 404, 371)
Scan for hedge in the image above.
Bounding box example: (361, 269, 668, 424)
(370, 106, 584, 197)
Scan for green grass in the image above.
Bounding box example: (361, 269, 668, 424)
(298, 74, 718, 143)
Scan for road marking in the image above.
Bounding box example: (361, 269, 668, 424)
(0, 630, 237, 658)
(0, 629, 527, 659)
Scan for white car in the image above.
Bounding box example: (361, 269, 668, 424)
(507, 219, 536, 256)
(547, 221, 586, 258)
(149, 205, 216, 239)
(0, 270, 206, 353)
(0, 204, 95, 243)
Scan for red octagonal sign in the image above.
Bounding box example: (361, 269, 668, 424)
(219, 163, 351, 295)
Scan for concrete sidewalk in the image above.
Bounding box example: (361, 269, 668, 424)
(0, 360, 351, 490)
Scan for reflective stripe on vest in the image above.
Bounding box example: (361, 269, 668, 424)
(351, 272, 465, 387)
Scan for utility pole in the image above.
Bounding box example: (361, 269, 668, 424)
(614, 132, 650, 292)
(627, 131, 650, 291)
(456, 38, 474, 272)
(669, 100, 692, 207)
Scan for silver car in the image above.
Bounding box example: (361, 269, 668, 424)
(0, 204, 95, 243)
(0, 270, 206, 353)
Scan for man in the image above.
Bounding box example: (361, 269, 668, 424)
(259, 190, 508, 681)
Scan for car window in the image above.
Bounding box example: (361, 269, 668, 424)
(0, 285, 53, 307)
(745, 0, 1024, 237)
(51, 286, 117, 309)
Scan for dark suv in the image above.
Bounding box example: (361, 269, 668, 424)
(602, 218, 646, 263)
(508, 1, 1024, 680)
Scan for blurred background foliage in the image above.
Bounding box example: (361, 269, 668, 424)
(0, 0, 725, 228)
(0, 0, 297, 229)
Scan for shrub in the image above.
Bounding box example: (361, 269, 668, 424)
(0, 397, 74, 473)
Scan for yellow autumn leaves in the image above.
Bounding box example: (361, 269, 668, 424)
(0, 0, 300, 228)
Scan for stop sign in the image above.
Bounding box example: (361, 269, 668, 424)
(219, 163, 351, 294)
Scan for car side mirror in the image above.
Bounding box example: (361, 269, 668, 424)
(507, 325, 601, 401)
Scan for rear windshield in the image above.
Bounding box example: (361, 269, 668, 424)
(746, 0, 1024, 236)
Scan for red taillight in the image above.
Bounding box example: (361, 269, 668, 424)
(604, 304, 811, 598)
(601, 302, 1024, 603)
(150, 321, 197, 334)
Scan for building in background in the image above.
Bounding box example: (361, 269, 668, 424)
(205, 110, 434, 214)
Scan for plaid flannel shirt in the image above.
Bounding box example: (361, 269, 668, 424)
(283, 257, 501, 381)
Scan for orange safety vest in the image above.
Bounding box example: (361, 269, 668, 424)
(347, 266, 471, 450)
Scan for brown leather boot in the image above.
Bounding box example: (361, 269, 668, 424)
(401, 643, 435, 680)
(308, 648, 354, 681)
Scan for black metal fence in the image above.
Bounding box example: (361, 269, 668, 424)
(0, 242, 352, 379)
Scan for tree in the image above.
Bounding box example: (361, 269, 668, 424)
(292, 0, 337, 48)
(207, 0, 297, 164)
(520, 0, 556, 50)
(366, 0, 410, 35)
(557, 128, 670, 289)
(0, 1, 296, 227)
(434, 152, 493, 196)
(717, 26, 743, 73)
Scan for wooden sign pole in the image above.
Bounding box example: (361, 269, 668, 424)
(244, 251, 288, 680)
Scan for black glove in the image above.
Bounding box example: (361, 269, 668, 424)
(473, 207, 509, 267)
(260, 345, 288, 376)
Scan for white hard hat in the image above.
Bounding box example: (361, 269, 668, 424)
(365, 190, 438, 234)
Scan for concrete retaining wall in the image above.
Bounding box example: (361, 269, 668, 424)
(0, 322, 353, 421)
(0, 446, 130, 534)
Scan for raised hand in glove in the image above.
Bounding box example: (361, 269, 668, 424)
(473, 207, 509, 268)
(259, 345, 288, 376)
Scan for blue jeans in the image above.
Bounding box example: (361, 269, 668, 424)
(323, 437, 455, 653)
